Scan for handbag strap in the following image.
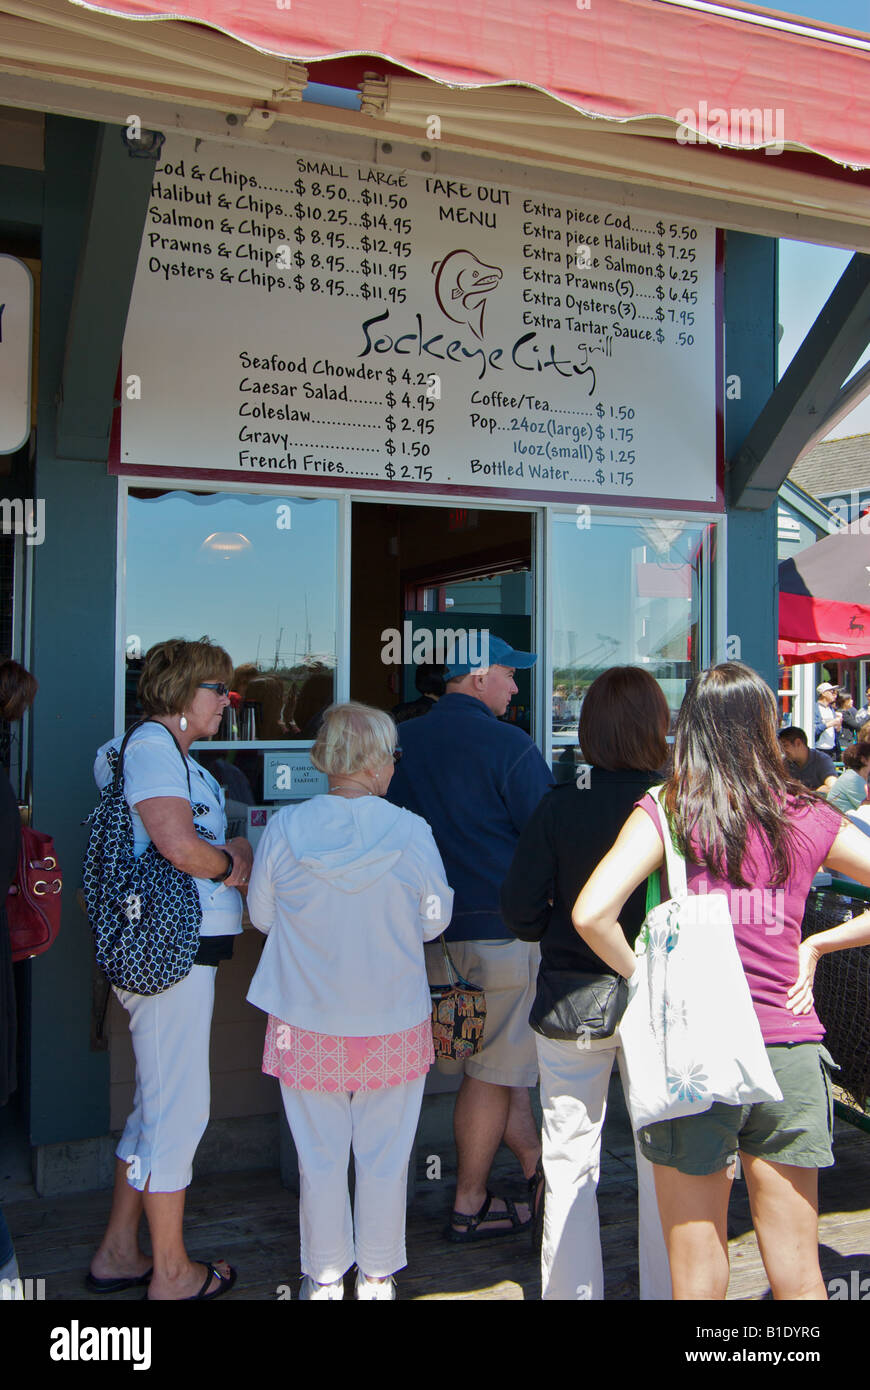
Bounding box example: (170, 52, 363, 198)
(113, 718, 193, 798)
(440, 936, 458, 987)
(649, 784, 688, 899)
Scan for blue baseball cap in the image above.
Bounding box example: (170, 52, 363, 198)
(443, 633, 537, 681)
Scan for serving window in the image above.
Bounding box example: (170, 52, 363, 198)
(549, 511, 716, 778)
(123, 488, 339, 825)
(121, 484, 718, 820)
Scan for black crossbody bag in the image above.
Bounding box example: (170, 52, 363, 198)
(530, 967, 629, 1042)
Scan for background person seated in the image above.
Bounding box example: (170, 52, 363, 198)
(827, 743, 870, 814)
(778, 727, 837, 793)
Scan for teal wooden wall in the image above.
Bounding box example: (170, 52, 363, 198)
(28, 116, 118, 1145)
(723, 232, 779, 692)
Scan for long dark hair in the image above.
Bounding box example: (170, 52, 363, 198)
(662, 662, 815, 887)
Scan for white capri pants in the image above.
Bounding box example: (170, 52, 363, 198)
(281, 1075, 426, 1283)
(114, 964, 216, 1194)
(536, 1031, 672, 1301)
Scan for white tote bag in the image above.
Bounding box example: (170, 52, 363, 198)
(619, 787, 782, 1132)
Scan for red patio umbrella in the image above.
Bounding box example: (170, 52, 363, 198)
(779, 528, 870, 665)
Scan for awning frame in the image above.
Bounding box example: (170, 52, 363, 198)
(728, 253, 870, 509)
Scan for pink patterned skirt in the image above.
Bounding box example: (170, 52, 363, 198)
(262, 1014, 434, 1092)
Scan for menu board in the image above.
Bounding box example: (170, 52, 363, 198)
(118, 133, 719, 506)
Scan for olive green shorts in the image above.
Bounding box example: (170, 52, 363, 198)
(637, 1043, 838, 1176)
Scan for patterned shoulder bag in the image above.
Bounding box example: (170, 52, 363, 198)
(430, 938, 487, 1061)
(83, 720, 215, 997)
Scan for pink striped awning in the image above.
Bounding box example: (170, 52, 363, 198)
(70, 0, 870, 169)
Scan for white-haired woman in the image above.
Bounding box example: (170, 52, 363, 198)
(247, 701, 453, 1300)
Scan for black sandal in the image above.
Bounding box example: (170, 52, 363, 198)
(444, 1190, 532, 1243)
(185, 1262, 237, 1300)
(143, 1261, 237, 1301)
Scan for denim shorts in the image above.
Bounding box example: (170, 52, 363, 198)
(637, 1043, 838, 1176)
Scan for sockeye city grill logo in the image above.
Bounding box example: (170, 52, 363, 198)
(431, 249, 503, 340)
(358, 242, 601, 385)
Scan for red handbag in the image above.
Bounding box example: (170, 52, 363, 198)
(6, 826, 62, 962)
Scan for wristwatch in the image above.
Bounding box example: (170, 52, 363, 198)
(210, 849, 233, 883)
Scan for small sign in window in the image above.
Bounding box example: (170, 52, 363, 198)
(263, 751, 328, 800)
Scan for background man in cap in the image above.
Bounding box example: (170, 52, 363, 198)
(814, 682, 842, 753)
(388, 633, 553, 1240)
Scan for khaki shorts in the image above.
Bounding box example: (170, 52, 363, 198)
(426, 937, 540, 1087)
(637, 1042, 838, 1176)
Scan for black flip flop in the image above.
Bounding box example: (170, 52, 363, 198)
(85, 1268, 153, 1294)
(184, 1262, 237, 1300)
(444, 1190, 532, 1243)
(142, 1262, 238, 1301)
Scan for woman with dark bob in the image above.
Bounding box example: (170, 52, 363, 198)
(574, 661, 870, 1300)
(501, 666, 672, 1300)
(87, 638, 253, 1300)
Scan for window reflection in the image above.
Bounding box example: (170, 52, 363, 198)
(551, 513, 713, 777)
(124, 490, 338, 744)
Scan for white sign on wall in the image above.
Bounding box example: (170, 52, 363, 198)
(118, 134, 719, 507)
(0, 256, 34, 455)
(263, 751, 328, 800)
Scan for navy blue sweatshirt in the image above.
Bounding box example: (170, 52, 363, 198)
(387, 692, 554, 941)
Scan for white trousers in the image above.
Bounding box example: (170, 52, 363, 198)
(281, 1076, 426, 1283)
(536, 1031, 672, 1301)
(115, 965, 216, 1193)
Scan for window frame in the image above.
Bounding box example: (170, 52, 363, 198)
(116, 478, 721, 772)
(545, 505, 721, 766)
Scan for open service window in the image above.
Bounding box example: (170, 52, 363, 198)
(349, 498, 539, 739)
(548, 510, 717, 781)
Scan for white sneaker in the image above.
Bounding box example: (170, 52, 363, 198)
(299, 1274, 344, 1300)
(355, 1270, 396, 1301)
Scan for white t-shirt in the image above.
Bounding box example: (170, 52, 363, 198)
(815, 702, 837, 751)
(94, 723, 243, 937)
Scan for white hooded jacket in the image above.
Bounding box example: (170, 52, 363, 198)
(246, 794, 453, 1035)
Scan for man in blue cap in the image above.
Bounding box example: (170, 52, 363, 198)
(388, 632, 553, 1241)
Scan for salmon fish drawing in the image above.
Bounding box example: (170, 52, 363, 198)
(431, 249, 503, 341)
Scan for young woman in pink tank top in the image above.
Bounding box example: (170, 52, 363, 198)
(573, 662, 870, 1301)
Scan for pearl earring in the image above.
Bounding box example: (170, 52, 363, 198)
(179, 714, 188, 732)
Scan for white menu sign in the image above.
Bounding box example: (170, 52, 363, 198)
(118, 134, 719, 506)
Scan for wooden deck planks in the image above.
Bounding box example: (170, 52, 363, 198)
(4, 1093, 869, 1301)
